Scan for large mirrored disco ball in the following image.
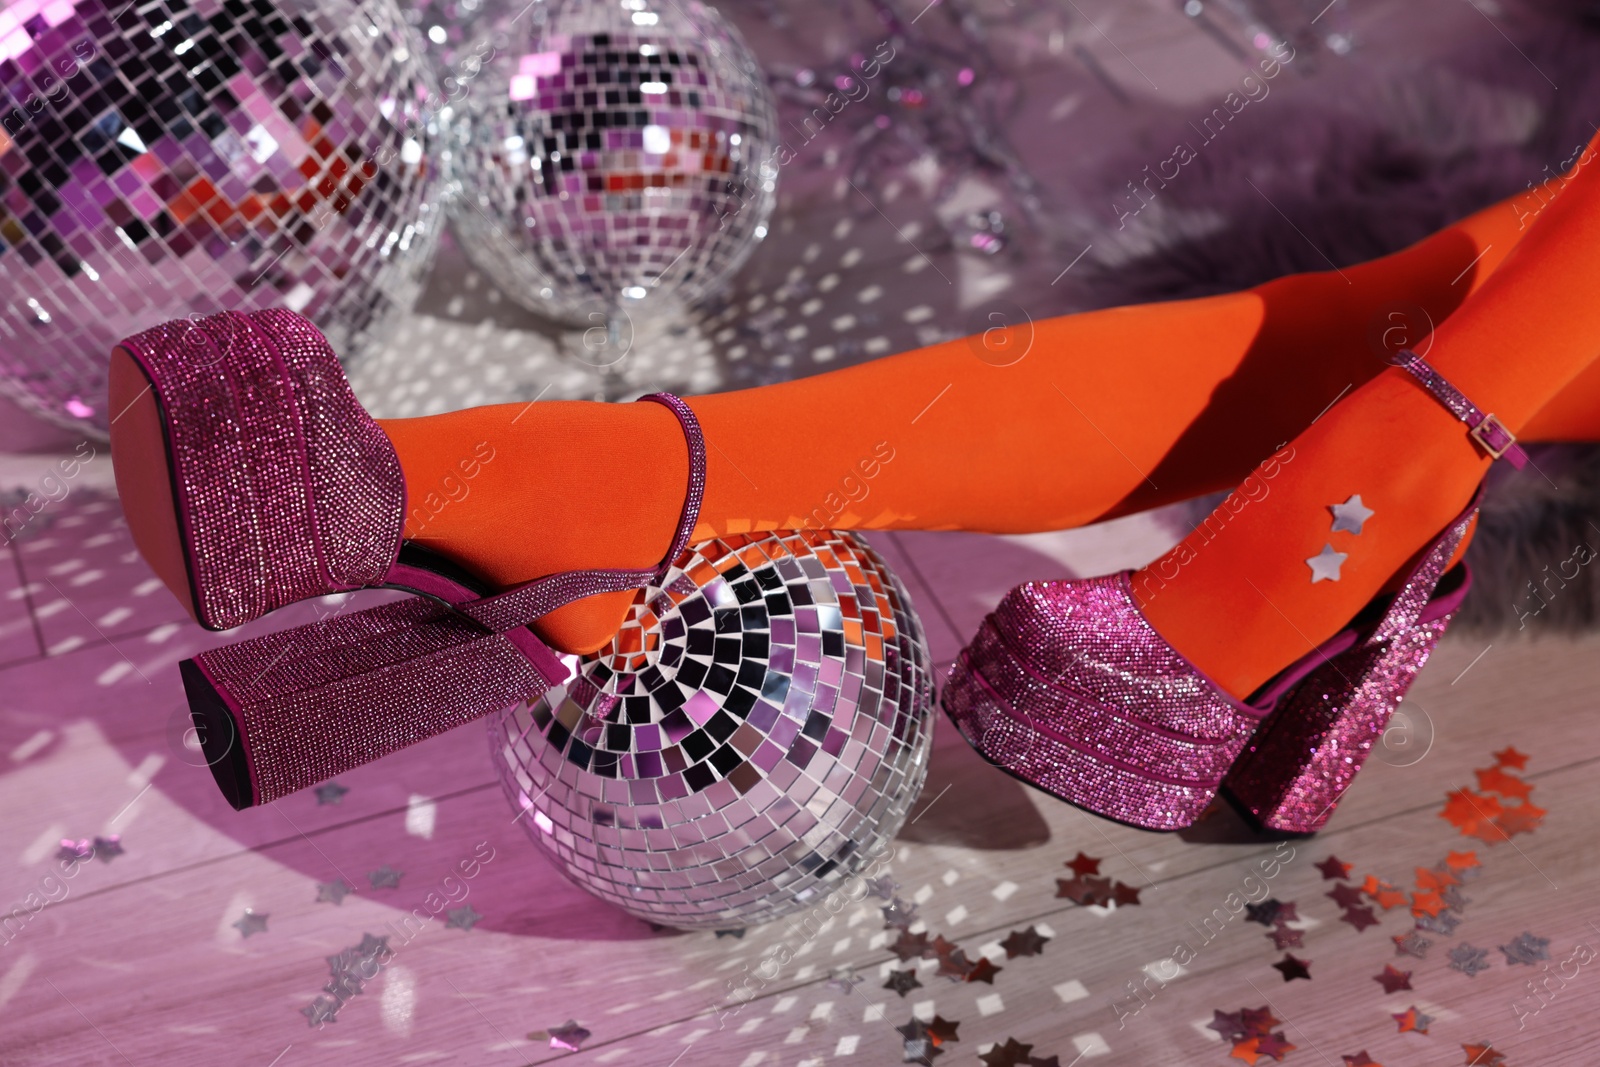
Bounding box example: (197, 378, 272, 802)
(445, 0, 778, 324)
(0, 0, 440, 436)
(488, 530, 934, 929)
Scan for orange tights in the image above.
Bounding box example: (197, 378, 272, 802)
(380, 161, 1600, 657)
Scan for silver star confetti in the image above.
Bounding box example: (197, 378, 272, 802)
(1330, 494, 1375, 535)
(232, 909, 269, 938)
(1442, 885, 1471, 911)
(1499, 931, 1551, 966)
(826, 966, 864, 995)
(314, 782, 349, 805)
(354, 933, 392, 961)
(300, 995, 341, 1027)
(865, 875, 901, 901)
(547, 1019, 591, 1052)
(1307, 543, 1349, 583)
(1393, 930, 1432, 958)
(882, 897, 918, 928)
(315, 881, 352, 906)
(367, 865, 403, 890)
(1415, 911, 1460, 937)
(445, 905, 483, 931)
(1449, 943, 1492, 977)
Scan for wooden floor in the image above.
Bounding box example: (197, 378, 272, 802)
(1, 477, 1595, 1067)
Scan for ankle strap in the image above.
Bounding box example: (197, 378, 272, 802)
(452, 392, 706, 635)
(1390, 349, 1527, 469)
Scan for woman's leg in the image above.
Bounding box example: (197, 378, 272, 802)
(1136, 129, 1600, 698)
(380, 168, 1593, 653)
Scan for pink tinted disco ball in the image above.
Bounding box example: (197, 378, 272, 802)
(488, 531, 934, 929)
(446, 0, 779, 322)
(0, 0, 440, 435)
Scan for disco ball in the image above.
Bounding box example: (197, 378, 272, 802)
(445, 0, 779, 323)
(488, 530, 934, 929)
(0, 0, 440, 436)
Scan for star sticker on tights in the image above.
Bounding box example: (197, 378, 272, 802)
(1307, 543, 1348, 583)
(1330, 494, 1375, 535)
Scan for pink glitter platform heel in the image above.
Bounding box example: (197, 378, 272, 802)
(109, 309, 707, 809)
(943, 348, 1524, 833)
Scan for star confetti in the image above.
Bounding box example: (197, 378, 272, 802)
(1111, 881, 1142, 906)
(367, 865, 403, 890)
(977, 1037, 1033, 1067)
(1449, 943, 1492, 977)
(897, 1018, 943, 1065)
(890, 929, 933, 962)
(1055, 875, 1112, 906)
(1462, 1042, 1507, 1066)
(1499, 931, 1551, 966)
(1064, 851, 1102, 877)
(444, 905, 483, 931)
(882, 897, 919, 927)
(1366, 881, 1408, 911)
(1374, 965, 1413, 993)
(1272, 954, 1311, 982)
(314, 781, 349, 805)
(315, 880, 352, 905)
(1342, 1054, 1383, 1067)
(1492, 746, 1528, 770)
(1000, 926, 1050, 958)
(1329, 883, 1366, 909)
(965, 957, 1002, 984)
(1239, 1007, 1281, 1033)
(55, 838, 94, 863)
(884, 969, 922, 997)
(826, 966, 864, 995)
(1411, 891, 1447, 918)
(1393, 1006, 1432, 1034)
(865, 874, 900, 900)
(1445, 850, 1481, 872)
(1393, 931, 1432, 958)
(1415, 866, 1461, 891)
(300, 995, 340, 1027)
(232, 909, 269, 938)
(1267, 923, 1304, 949)
(1245, 900, 1287, 926)
(1342, 905, 1379, 932)
(925, 1015, 961, 1045)
(1316, 855, 1353, 880)
(1231, 1038, 1262, 1065)
(546, 1019, 591, 1052)
(935, 949, 976, 981)
(1441, 885, 1471, 912)
(92, 835, 123, 862)
(1474, 766, 1532, 801)
(1256, 1032, 1297, 1061)
(1416, 911, 1461, 937)
(714, 928, 745, 939)
(1492, 801, 1546, 839)
(1208, 1011, 1249, 1042)
(1441, 788, 1503, 838)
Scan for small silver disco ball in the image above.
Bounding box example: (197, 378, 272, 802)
(0, 0, 440, 436)
(444, 0, 778, 323)
(488, 530, 933, 929)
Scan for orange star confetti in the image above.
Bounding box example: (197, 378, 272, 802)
(1475, 765, 1533, 802)
(1415, 867, 1460, 892)
(1410, 891, 1447, 918)
(1461, 1042, 1506, 1066)
(1393, 1006, 1432, 1034)
(1362, 878, 1407, 910)
(1441, 788, 1503, 836)
(1361, 875, 1381, 895)
(1494, 801, 1547, 838)
(1492, 746, 1528, 770)
(1231, 1037, 1263, 1064)
(1445, 850, 1481, 871)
